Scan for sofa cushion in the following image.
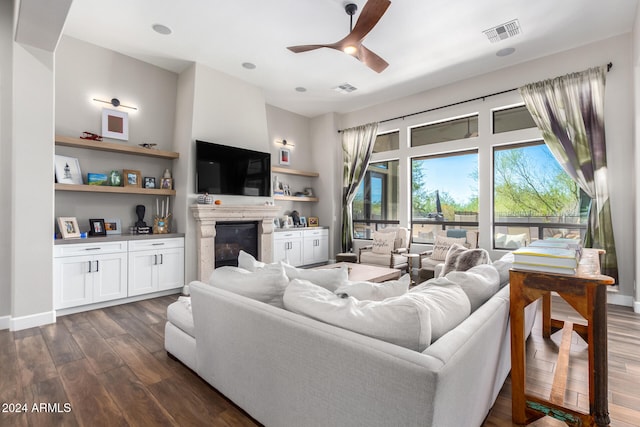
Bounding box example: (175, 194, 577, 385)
(334, 274, 410, 301)
(237, 250, 265, 272)
(284, 279, 432, 351)
(440, 243, 491, 276)
(167, 296, 194, 337)
(431, 235, 467, 261)
(209, 263, 289, 308)
(493, 252, 514, 288)
(372, 231, 396, 254)
(282, 263, 348, 292)
(408, 281, 471, 342)
(444, 264, 501, 312)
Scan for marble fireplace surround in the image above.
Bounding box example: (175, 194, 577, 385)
(191, 204, 280, 281)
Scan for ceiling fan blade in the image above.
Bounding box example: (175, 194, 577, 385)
(287, 44, 333, 53)
(349, 0, 391, 42)
(356, 44, 389, 73)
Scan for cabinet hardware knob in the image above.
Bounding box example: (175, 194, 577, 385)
(85, 248, 101, 251)
(88, 261, 92, 273)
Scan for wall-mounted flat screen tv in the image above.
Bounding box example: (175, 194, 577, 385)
(196, 140, 271, 197)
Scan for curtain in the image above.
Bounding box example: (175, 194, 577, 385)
(341, 122, 378, 252)
(519, 66, 618, 281)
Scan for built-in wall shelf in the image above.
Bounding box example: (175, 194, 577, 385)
(55, 135, 180, 160)
(273, 195, 319, 202)
(272, 166, 319, 177)
(55, 183, 176, 196)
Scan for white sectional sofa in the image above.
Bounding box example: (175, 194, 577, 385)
(165, 256, 538, 427)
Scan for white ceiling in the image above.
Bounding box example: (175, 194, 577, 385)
(60, 0, 638, 118)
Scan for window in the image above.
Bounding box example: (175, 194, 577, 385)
(411, 115, 478, 147)
(411, 151, 478, 243)
(352, 160, 399, 239)
(373, 131, 399, 153)
(493, 105, 537, 133)
(493, 142, 588, 249)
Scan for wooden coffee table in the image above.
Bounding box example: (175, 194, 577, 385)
(314, 262, 401, 282)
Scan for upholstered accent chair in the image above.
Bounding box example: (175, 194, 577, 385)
(358, 227, 411, 272)
(418, 229, 479, 282)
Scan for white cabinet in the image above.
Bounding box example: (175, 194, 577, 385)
(54, 241, 127, 309)
(273, 230, 303, 266)
(303, 229, 329, 265)
(128, 237, 185, 296)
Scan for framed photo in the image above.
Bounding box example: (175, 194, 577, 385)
(104, 218, 122, 235)
(273, 217, 280, 229)
(279, 148, 291, 165)
(101, 108, 129, 140)
(54, 155, 83, 185)
(58, 217, 81, 239)
(124, 169, 142, 187)
(308, 216, 319, 227)
(160, 177, 173, 190)
(89, 218, 107, 236)
(144, 177, 156, 189)
(299, 216, 307, 227)
(285, 216, 294, 228)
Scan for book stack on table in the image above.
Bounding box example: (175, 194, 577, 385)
(512, 238, 582, 275)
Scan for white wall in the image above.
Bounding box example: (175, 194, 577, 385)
(337, 35, 636, 305)
(634, 5, 640, 312)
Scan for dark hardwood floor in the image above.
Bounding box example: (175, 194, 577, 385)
(1, 294, 639, 426)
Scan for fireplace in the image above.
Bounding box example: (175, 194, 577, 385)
(214, 222, 258, 267)
(191, 204, 280, 281)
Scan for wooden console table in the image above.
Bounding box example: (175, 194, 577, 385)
(509, 248, 615, 426)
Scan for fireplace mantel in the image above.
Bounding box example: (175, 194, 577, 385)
(191, 204, 280, 281)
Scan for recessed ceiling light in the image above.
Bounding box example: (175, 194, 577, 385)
(295, 87, 307, 92)
(152, 24, 172, 35)
(496, 47, 516, 57)
(242, 62, 256, 70)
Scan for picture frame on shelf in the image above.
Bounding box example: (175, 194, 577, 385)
(55, 155, 83, 185)
(144, 177, 156, 189)
(273, 217, 280, 229)
(299, 216, 307, 227)
(308, 216, 319, 227)
(123, 169, 142, 187)
(279, 148, 291, 165)
(104, 218, 122, 235)
(101, 108, 129, 141)
(285, 216, 294, 228)
(89, 219, 107, 236)
(58, 217, 81, 239)
(160, 177, 173, 190)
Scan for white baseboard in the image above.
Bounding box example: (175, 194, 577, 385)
(0, 315, 10, 330)
(634, 300, 640, 314)
(10, 311, 56, 331)
(55, 288, 182, 317)
(607, 292, 634, 308)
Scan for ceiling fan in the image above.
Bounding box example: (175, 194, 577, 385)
(287, 0, 391, 73)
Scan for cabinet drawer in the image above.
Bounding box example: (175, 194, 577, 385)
(303, 229, 328, 238)
(128, 237, 184, 251)
(54, 241, 127, 257)
(274, 230, 303, 240)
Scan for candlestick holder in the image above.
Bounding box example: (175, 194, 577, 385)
(153, 214, 171, 234)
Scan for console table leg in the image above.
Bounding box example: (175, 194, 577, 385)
(591, 285, 610, 426)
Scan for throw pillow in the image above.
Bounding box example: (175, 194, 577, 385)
(371, 231, 396, 254)
(283, 279, 432, 351)
(237, 250, 265, 272)
(444, 264, 501, 312)
(440, 243, 491, 276)
(431, 235, 467, 261)
(334, 274, 410, 301)
(208, 263, 289, 308)
(492, 252, 514, 288)
(282, 263, 349, 291)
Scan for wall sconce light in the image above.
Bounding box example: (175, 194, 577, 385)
(275, 139, 295, 147)
(93, 97, 138, 111)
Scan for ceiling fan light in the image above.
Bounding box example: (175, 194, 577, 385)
(343, 45, 357, 55)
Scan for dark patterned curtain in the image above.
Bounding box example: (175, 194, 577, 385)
(520, 66, 618, 281)
(341, 122, 378, 252)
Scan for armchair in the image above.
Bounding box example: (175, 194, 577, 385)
(418, 229, 479, 282)
(358, 227, 411, 272)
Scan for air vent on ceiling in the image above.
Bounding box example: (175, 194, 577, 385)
(333, 83, 358, 94)
(483, 19, 521, 43)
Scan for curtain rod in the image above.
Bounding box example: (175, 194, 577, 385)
(337, 62, 612, 133)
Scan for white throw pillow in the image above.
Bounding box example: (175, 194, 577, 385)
(334, 274, 410, 301)
(282, 263, 348, 291)
(284, 279, 432, 351)
(431, 235, 467, 261)
(237, 250, 265, 272)
(208, 263, 289, 308)
(371, 231, 396, 254)
(445, 264, 501, 312)
(492, 252, 514, 288)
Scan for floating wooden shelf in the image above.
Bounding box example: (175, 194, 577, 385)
(273, 195, 318, 202)
(55, 135, 179, 160)
(272, 166, 319, 177)
(55, 183, 176, 196)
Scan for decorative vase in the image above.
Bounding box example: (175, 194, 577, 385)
(163, 168, 172, 179)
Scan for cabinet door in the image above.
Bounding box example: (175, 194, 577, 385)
(128, 249, 158, 296)
(303, 230, 329, 265)
(286, 238, 304, 267)
(54, 255, 93, 309)
(156, 247, 185, 291)
(93, 252, 128, 302)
